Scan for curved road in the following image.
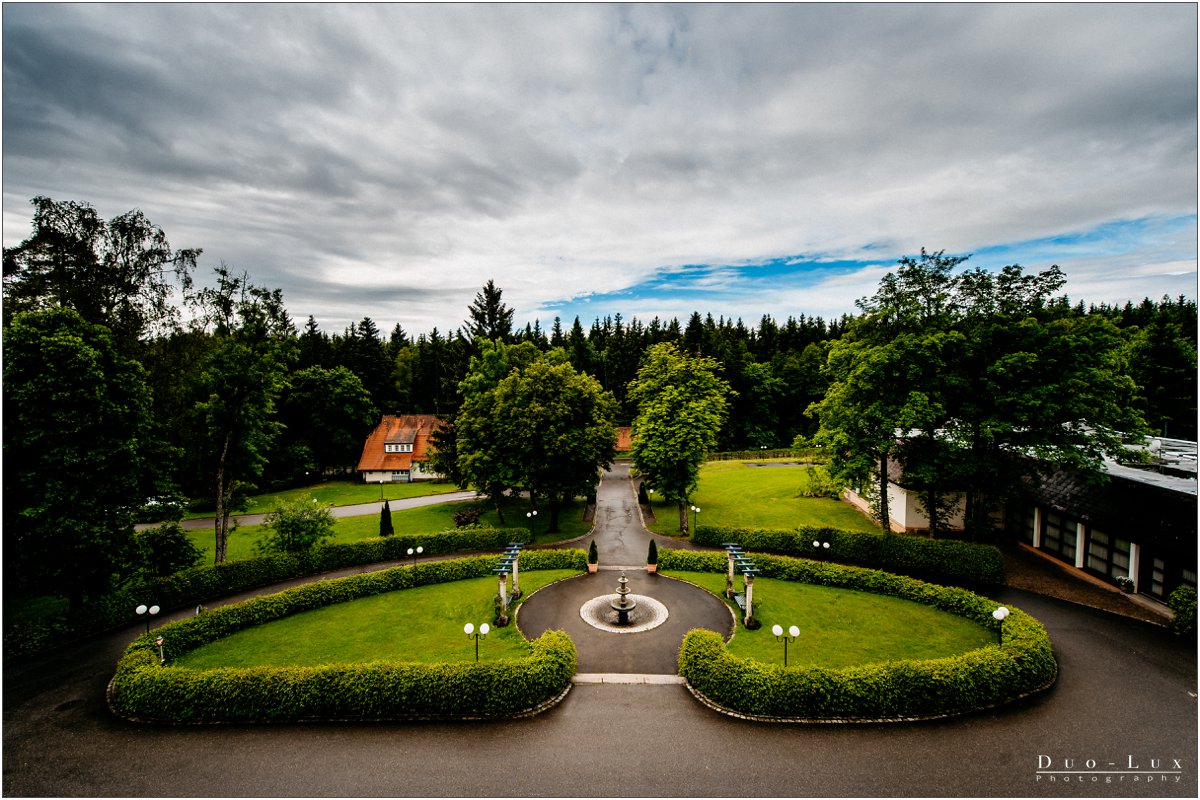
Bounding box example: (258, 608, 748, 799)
(4, 465, 1196, 797)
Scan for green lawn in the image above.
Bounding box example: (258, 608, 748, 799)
(174, 570, 579, 668)
(184, 479, 459, 519)
(174, 568, 991, 671)
(669, 571, 994, 668)
(188, 496, 591, 562)
(645, 461, 879, 535)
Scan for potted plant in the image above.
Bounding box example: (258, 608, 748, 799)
(1116, 575, 1135, 593)
(587, 539, 599, 573)
(646, 539, 658, 573)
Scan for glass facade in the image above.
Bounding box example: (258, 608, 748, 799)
(1040, 511, 1076, 563)
(1085, 529, 1131, 583)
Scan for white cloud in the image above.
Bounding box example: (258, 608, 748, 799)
(3, 3, 1194, 332)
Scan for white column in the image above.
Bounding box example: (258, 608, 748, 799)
(726, 551, 736, 598)
(744, 574, 755, 626)
(1074, 522, 1086, 569)
(511, 556, 521, 597)
(1129, 543, 1141, 593)
(498, 573, 508, 609)
(1032, 507, 1043, 548)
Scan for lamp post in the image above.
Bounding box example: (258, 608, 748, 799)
(135, 604, 160, 634)
(812, 540, 830, 560)
(526, 509, 538, 538)
(992, 606, 1010, 645)
(690, 505, 700, 535)
(378, 479, 384, 501)
(464, 622, 490, 662)
(772, 624, 800, 667)
(407, 545, 423, 567)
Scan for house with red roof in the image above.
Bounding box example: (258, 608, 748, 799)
(357, 414, 444, 483)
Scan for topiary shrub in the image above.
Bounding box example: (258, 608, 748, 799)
(647, 539, 658, 565)
(108, 552, 585, 723)
(664, 548, 1056, 721)
(588, 539, 599, 564)
(692, 525, 1003, 585)
(1168, 586, 1196, 639)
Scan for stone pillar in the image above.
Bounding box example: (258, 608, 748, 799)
(726, 551, 736, 598)
(1032, 506, 1043, 548)
(744, 574, 755, 626)
(511, 555, 521, 598)
(1129, 542, 1141, 593)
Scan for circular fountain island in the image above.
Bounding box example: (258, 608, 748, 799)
(579, 571, 669, 634)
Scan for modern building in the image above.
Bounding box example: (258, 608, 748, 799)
(357, 414, 444, 484)
(845, 436, 1197, 601)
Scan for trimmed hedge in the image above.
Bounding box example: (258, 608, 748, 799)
(662, 549, 1056, 721)
(5, 527, 531, 661)
(109, 550, 584, 722)
(1168, 586, 1196, 639)
(691, 525, 1004, 585)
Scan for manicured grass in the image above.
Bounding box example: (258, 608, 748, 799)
(184, 479, 458, 519)
(668, 571, 994, 668)
(188, 496, 591, 563)
(645, 461, 879, 536)
(174, 570, 579, 668)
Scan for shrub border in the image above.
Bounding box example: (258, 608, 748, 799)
(661, 549, 1057, 723)
(107, 550, 584, 724)
(5, 526, 531, 661)
(691, 524, 1005, 585)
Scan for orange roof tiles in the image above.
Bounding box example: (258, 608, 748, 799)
(357, 414, 443, 473)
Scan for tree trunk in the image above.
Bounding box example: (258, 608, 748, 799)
(678, 501, 688, 534)
(878, 451, 892, 533)
(214, 434, 230, 564)
(926, 486, 940, 537)
(547, 496, 561, 533)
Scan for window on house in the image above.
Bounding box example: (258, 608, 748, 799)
(384, 443, 414, 453)
(1040, 512, 1076, 562)
(391, 470, 409, 481)
(1085, 529, 1131, 583)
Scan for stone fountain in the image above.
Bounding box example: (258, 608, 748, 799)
(610, 571, 638, 624)
(579, 569, 668, 634)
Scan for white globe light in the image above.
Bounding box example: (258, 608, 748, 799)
(464, 623, 474, 635)
(135, 604, 148, 615)
(789, 625, 800, 638)
(812, 541, 820, 548)
(149, 605, 160, 615)
(823, 542, 830, 549)
(416, 546, 423, 554)
(992, 607, 1010, 621)
(479, 623, 490, 636)
(771, 624, 783, 636)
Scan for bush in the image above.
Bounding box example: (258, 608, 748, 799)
(647, 539, 658, 565)
(108, 552, 584, 722)
(379, 501, 394, 537)
(453, 508, 482, 527)
(588, 539, 598, 564)
(1168, 586, 1196, 638)
(691, 525, 1003, 585)
(137, 522, 203, 578)
(257, 499, 335, 555)
(665, 549, 1056, 721)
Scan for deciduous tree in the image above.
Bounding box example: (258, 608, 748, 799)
(628, 342, 730, 532)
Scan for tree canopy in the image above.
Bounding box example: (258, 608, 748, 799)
(628, 342, 731, 532)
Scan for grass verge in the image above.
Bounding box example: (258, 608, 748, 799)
(668, 570, 993, 668)
(645, 461, 879, 536)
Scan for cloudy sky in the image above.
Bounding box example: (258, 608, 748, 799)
(3, 3, 1196, 335)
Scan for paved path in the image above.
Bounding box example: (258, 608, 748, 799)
(4, 465, 1196, 796)
(165, 490, 478, 531)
